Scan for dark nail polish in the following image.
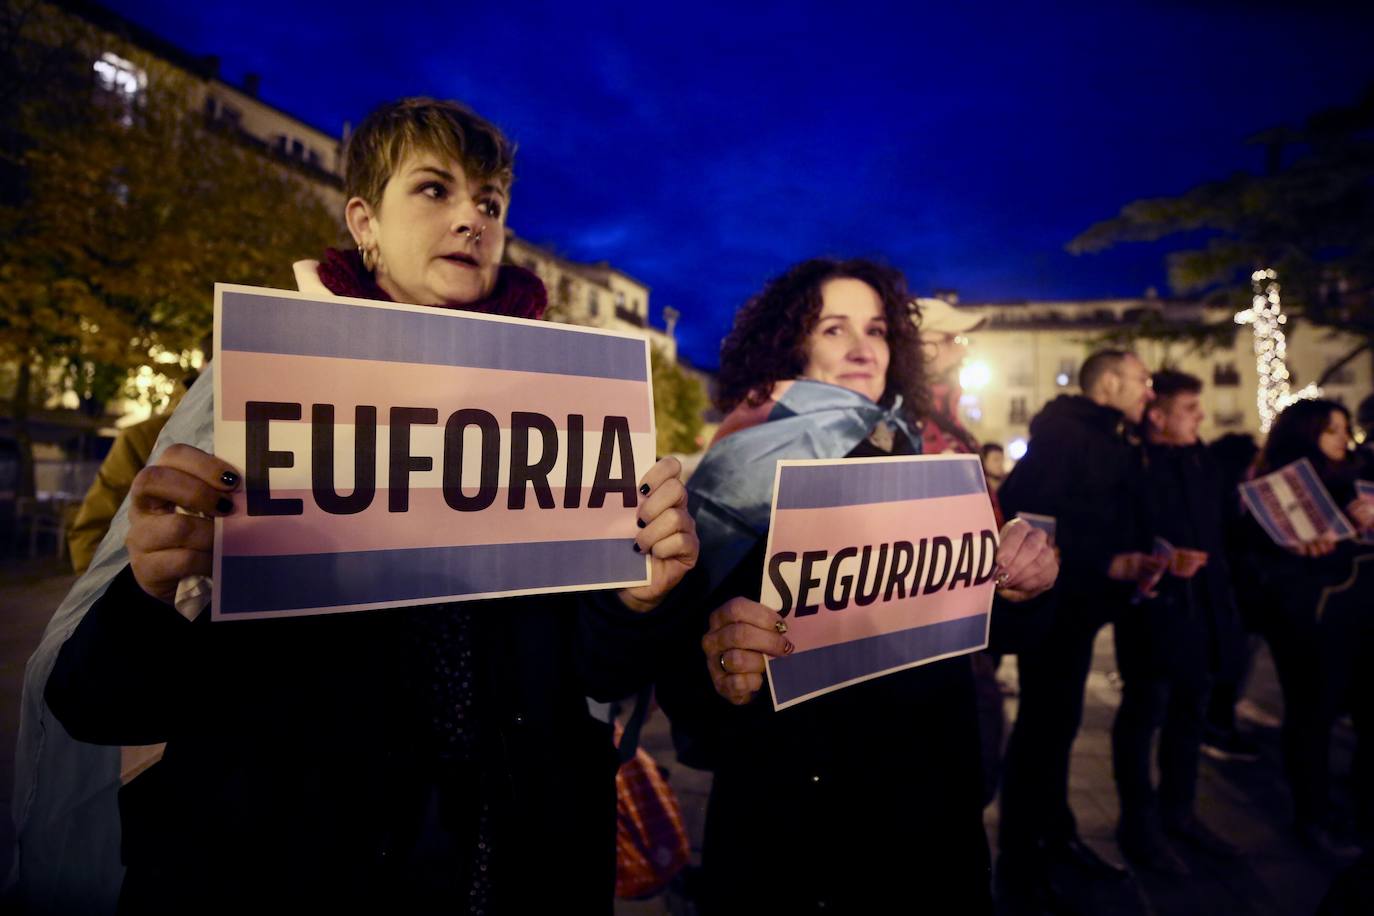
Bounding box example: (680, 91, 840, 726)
(639, 483, 651, 496)
(637, 518, 646, 529)
(632, 542, 641, 553)
(221, 471, 239, 487)
(216, 497, 234, 515)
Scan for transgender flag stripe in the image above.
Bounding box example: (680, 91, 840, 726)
(220, 289, 647, 381)
(769, 614, 987, 703)
(219, 539, 644, 614)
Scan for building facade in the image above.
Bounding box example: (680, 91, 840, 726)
(943, 295, 1372, 454)
(506, 236, 678, 358)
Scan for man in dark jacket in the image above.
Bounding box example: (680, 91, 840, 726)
(996, 350, 1160, 898)
(1112, 370, 1241, 875)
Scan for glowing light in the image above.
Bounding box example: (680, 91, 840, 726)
(1007, 438, 1028, 461)
(1235, 268, 1321, 433)
(960, 360, 992, 391)
(1055, 372, 1070, 387)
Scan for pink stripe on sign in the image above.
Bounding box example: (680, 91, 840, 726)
(218, 350, 652, 430)
(220, 487, 636, 557)
(767, 493, 996, 560)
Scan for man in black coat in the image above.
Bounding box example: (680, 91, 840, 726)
(1112, 369, 1241, 875)
(996, 350, 1160, 898)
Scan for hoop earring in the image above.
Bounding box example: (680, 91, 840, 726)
(359, 244, 378, 273)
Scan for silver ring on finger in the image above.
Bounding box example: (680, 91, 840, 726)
(718, 651, 729, 673)
(995, 571, 1010, 588)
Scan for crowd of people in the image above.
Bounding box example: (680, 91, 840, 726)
(8, 94, 1372, 915)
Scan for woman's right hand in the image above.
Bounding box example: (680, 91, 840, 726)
(126, 444, 241, 605)
(701, 597, 794, 706)
(1290, 534, 1338, 558)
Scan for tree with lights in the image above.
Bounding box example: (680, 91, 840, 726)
(1, 0, 341, 497)
(1068, 83, 1374, 423)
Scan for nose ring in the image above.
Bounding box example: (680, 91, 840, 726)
(458, 226, 484, 243)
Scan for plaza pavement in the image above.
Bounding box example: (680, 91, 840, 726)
(0, 559, 1358, 914)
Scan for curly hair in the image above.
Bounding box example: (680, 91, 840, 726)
(715, 258, 929, 423)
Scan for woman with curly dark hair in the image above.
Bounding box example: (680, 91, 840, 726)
(658, 257, 1056, 913)
(1242, 399, 1374, 856)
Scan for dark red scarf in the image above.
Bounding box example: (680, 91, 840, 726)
(315, 247, 547, 320)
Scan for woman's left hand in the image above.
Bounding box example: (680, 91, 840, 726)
(618, 457, 699, 613)
(993, 517, 1058, 603)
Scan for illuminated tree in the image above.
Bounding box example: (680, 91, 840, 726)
(0, 0, 341, 496)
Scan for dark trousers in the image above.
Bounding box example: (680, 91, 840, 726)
(1111, 613, 1210, 824)
(1265, 604, 1374, 831)
(999, 602, 1108, 855)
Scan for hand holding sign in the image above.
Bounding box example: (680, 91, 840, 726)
(619, 457, 700, 614)
(702, 597, 794, 706)
(991, 518, 1057, 603)
(128, 444, 240, 606)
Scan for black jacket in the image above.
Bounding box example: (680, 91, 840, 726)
(657, 435, 992, 914)
(1116, 441, 1242, 676)
(46, 565, 676, 914)
(999, 395, 1143, 611)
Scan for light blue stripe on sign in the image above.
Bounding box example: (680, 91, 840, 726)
(220, 290, 648, 381)
(768, 613, 987, 705)
(774, 457, 985, 510)
(219, 538, 644, 614)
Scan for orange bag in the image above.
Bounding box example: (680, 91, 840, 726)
(613, 720, 691, 899)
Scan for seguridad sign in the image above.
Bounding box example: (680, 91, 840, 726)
(760, 453, 998, 709)
(211, 284, 654, 620)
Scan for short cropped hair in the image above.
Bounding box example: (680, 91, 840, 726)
(1150, 369, 1202, 402)
(1078, 349, 1133, 394)
(979, 442, 1003, 457)
(344, 97, 515, 209)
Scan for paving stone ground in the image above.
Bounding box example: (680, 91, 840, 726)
(0, 559, 1358, 914)
(620, 628, 1360, 916)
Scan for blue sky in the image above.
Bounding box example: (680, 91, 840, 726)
(102, 0, 1374, 369)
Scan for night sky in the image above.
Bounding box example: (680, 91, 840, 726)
(99, 0, 1374, 369)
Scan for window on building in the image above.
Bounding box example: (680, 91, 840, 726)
(1009, 397, 1029, 425)
(1213, 362, 1241, 387)
(588, 290, 600, 317)
(615, 291, 626, 309)
(1055, 359, 1076, 388)
(93, 51, 146, 100)
(93, 52, 147, 126)
(291, 139, 305, 159)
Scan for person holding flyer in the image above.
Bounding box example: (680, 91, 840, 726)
(26, 98, 698, 913)
(1240, 399, 1374, 857)
(1110, 370, 1242, 874)
(994, 349, 1164, 902)
(656, 258, 1056, 913)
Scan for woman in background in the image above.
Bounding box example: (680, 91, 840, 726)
(659, 257, 1056, 913)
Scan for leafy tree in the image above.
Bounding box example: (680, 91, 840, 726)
(0, 0, 342, 496)
(1068, 83, 1374, 379)
(651, 343, 707, 455)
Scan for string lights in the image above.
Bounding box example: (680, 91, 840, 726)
(1234, 268, 1321, 433)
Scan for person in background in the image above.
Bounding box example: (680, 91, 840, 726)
(658, 258, 1057, 913)
(1241, 399, 1374, 858)
(915, 296, 985, 456)
(67, 336, 209, 574)
(981, 442, 1007, 489)
(1111, 370, 1241, 874)
(996, 349, 1163, 901)
(1201, 432, 1268, 762)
